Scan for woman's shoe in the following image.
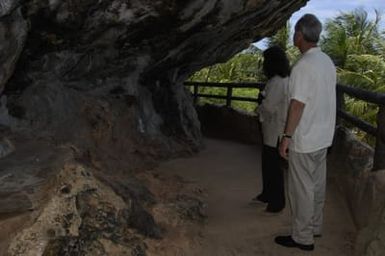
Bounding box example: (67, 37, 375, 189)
(252, 193, 269, 203)
(265, 204, 284, 213)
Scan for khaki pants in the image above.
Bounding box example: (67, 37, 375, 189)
(288, 148, 327, 245)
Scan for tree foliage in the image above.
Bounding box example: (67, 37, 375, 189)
(188, 50, 264, 112)
(321, 8, 385, 142)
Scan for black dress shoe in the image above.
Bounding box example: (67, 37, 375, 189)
(274, 236, 314, 251)
(252, 193, 269, 203)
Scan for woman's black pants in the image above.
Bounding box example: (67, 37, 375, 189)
(260, 144, 285, 208)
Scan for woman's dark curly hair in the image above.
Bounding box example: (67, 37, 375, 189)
(263, 46, 290, 79)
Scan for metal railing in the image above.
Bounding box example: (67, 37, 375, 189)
(184, 81, 264, 107)
(184, 81, 385, 171)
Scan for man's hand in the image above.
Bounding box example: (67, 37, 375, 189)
(279, 137, 290, 159)
(280, 99, 305, 160)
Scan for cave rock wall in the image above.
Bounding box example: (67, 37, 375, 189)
(0, 0, 308, 162)
(0, 1, 311, 254)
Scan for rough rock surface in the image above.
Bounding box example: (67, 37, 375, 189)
(0, 127, 206, 255)
(329, 127, 385, 256)
(0, 0, 309, 254)
(1, 0, 307, 157)
(355, 170, 385, 256)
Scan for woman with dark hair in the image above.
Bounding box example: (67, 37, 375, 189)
(252, 45, 290, 213)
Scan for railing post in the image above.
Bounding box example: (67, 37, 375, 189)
(193, 84, 198, 105)
(226, 86, 232, 108)
(373, 104, 385, 171)
(336, 86, 345, 125)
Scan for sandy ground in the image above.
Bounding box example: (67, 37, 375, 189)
(154, 138, 356, 256)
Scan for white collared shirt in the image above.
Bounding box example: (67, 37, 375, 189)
(258, 75, 289, 147)
(289, 47, 336, 153)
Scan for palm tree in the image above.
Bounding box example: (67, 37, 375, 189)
(321, 8, 385, 142)
(321, 8, 382, 67)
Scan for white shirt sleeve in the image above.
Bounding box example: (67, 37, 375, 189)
(289, 60, 312, 105)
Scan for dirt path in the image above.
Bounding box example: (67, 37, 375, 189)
(155, 138, 356, 255)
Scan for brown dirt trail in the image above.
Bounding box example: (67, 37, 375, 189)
(153, 138, 356, 256)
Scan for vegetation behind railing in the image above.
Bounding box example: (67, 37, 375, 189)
(184, 81, 264, 110)
(185, 81, 385, 171)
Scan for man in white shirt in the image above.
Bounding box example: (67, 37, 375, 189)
(275, 14, 336, 251)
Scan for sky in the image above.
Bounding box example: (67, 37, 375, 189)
(256, 0, 385, 48)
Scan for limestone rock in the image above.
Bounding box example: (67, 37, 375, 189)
(1, 0, 308, 162)
(356, 170, 385, 256)
(2, 148, 159, 256)
(0, 137, 14, 158)
(329, 127, 385, 256)
(0, 1, 310, 254)
(0, 3, 28, 95)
